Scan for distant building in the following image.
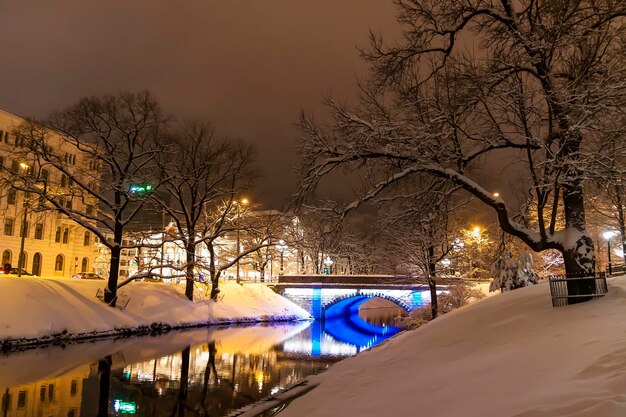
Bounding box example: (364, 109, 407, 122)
(0, 108, 99, 277)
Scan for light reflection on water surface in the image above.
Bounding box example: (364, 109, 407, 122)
(0, 304, 407, 416)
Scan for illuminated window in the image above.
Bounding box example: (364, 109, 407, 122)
(1, 250, 11, 266)
(4, 219, 14, 236)
(17, 391, 25, 408)
(32, 253, 42, 276)
(54, 255, 64, 272)
(7, 189, 16, 205)
(34, 223, 43, 239)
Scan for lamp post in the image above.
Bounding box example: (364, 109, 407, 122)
(323, 256, 333, 275)
(276, 240, 287, 277)
(17, 162, 30, 277)
(603, 231, 616, 275)
(236, 198, 249, 284)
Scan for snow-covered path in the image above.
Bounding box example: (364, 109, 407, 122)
(279, 277, 626, 417)
(0, 277, 310, 344)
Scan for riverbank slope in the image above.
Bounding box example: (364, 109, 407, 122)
(279, 276, 626, 417)
(0, 276, 310, 347)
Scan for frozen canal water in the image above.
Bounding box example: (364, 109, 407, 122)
(0, 302, 406, 416)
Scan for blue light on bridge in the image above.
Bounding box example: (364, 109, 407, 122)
(280, 287, 430, 356)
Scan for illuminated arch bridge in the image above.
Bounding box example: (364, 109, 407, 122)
(273, 277, 445, 354)
(272, 275, 445, 319)
(277, 287, 432, 320)
(278, 287, 432, 354)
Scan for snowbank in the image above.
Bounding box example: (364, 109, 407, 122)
(279, 277, 626, 417)
(0, 277, 310, 346)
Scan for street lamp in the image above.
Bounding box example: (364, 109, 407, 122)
(276, 240, 287, 277)
(603, 231, 617, 275)
(236, 198, 249, 284)
(323, 256, 333, 275)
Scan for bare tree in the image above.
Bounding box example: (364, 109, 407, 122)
(10, 91, 167, 306)
(377, 179, 465, 318)
(150, 121, 254, 300)
(297, 0, 626, 302)
(239, 211, 286, 281)
(288, 210, 342, 274)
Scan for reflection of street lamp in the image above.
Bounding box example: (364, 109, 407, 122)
(276, 240, 287, 276)
(323, 256, 333, 275)
(17, 163, 30, 277)
(236, 198, 249, 284)
(603, 231, 617, 275)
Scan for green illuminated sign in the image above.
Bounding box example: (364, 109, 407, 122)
(113, 399, 137, 414)
(129, 184, 153, 194)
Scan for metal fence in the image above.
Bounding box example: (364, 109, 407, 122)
(608, 263, 625, 276)
(548, 274, 608, 307)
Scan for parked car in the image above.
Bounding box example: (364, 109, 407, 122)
(139, 275, 163, 283)
(71, 272, 105, 280)
(1, 268, 32, 276)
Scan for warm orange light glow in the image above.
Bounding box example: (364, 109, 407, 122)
(493, 192, 500, 197)
(19, 162, 29, 170)
(241, 198, 249, 205)
(472, 226, 482, 238)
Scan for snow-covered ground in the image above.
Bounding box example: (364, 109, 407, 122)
(278, 276, 626, 417)
(0, 276, 310, 345)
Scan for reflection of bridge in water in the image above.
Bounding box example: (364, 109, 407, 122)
(272, 275, 444, 355)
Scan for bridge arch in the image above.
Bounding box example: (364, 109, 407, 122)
(322, 292, 412, 320)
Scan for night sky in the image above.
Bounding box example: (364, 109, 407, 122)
(0, 1, 399, 208)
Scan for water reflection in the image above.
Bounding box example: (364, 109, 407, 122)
(0, 305, 405, 416)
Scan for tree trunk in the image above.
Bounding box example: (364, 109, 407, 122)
(184, 241, 195, 301)
(97, 356, 112, 417)
(174, 346, 190, 417)
(427, 245, 438, 319)
(104, 218, 123, 307)
(615, 185, 626, 264)
(208, 244, 220, 300)
(562, 175, 596, 304)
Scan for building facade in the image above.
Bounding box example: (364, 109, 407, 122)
(0, 108, 99, 277)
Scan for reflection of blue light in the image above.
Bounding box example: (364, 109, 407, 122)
(311, 319, 322, 357)
(322, 297, 401, 351)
